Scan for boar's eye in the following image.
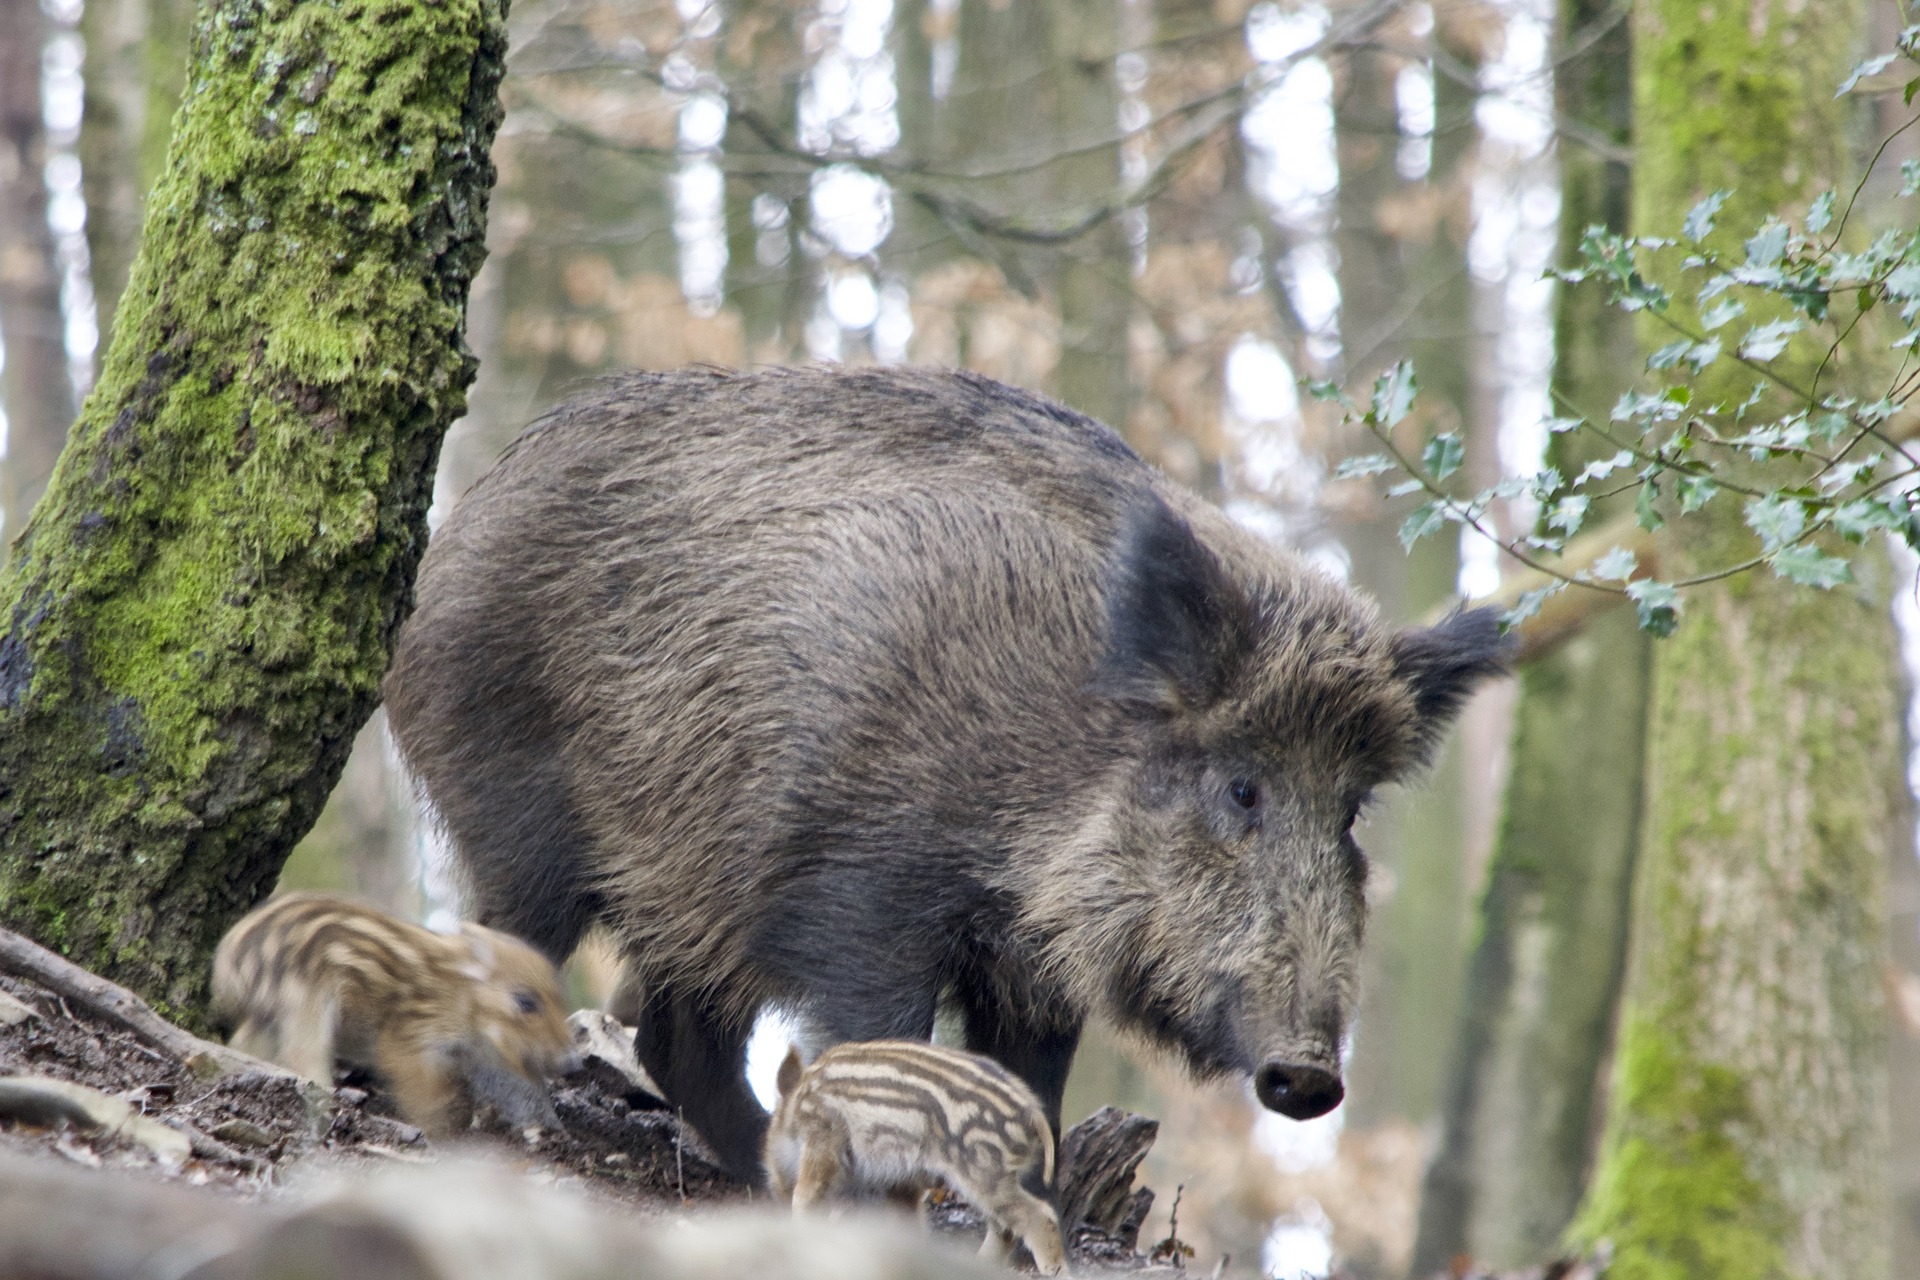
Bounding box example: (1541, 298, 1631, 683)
(1229, 779, 1260, 810)
(513, 990, 541, 1015)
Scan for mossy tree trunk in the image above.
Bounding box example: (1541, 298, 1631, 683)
(1411, 0, 1640, 1268)
(0, 0, 509, 1019)
(1569, 0, 1898, 1272)
(0, 0, 79, 554)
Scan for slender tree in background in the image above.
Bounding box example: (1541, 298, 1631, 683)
(0, 0, 78, 553)
(1343, 3, 1479, 1133)
(1569, 0, 1900, 1271)
(78, 0, 193, 349)
(0, 0, 508, 1017)
(1411, 0, 1640, 1267)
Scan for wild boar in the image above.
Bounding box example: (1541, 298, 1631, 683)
(212, 892, 578, 1134)
(765, 1039, 1065, 1275)
(384, 366, 1508, 1179)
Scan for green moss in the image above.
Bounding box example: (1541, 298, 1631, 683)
(1571, 1020, 1791, 1280)
(0, 0, 507, 1015)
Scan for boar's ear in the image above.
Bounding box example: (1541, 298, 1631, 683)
(1092, 499, 1254, 713)
(1390, 607, 1513, 756)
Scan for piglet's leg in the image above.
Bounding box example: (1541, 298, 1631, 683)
(790, 1138, 847, 1214)
(377, 1039, 467, 1137)
(276, 988, 342, 1087)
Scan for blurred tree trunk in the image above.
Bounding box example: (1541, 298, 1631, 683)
(0, 0, 77, 555)
(79, 0, 193, 347)
(1047, 0, 1129, 431)
(1569, 0, 1898, 1271)
(1410, 0, 1639, 1269)
(0, 0, 508, 1019)
(1344, 11, 1476, 1133)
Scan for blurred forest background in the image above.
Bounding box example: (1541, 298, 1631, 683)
(4, 0, 1920, 1274)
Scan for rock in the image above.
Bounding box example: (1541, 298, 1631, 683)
(0, 989, 39, 1026)
(565, 1010, 667, 1109)
(209, 1119, 278, 1150)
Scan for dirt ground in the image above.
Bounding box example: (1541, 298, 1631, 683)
(0, 968, 1172, 1272)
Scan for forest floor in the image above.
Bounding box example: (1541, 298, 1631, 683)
(0, 963, 1174, 1275)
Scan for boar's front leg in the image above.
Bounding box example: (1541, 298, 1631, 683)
(628, 983, 767, 1185)
(956, 985, 1082, 1143)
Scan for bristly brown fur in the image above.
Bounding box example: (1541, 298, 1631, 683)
(765, 1040, 1065, 1274)
(384, 366, 1510, 1178)
(211, 893, 577, 1134)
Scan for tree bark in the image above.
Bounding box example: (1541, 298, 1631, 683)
(0, 0, 509, 1020)
(1570, 0, 1897, 1271)
(1411, 0, 1639, 1268)
(0, 0, 78, 554)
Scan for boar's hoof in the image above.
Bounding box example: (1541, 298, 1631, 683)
(1254, 1063, 1343, 1120)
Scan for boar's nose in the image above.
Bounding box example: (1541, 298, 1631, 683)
(1255, 1062, 1344, 1120)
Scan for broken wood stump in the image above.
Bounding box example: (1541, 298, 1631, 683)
(1056, 1105, 1159, 1247)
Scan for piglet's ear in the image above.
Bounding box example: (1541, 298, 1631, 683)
(1390, 607, 1513, 758)
(1092, 498, 1253, 713)
(457, 925, 498, 984)
(776, 1046, 804, 1098)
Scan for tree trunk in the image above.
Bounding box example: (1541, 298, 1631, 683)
(1570, 0, 1897, 1271)
(1343, 12, 1479, 1133)
(0, 0, 509, 1019)
(0, 0, 78, 554)
(1410, 0, 1639, 1267)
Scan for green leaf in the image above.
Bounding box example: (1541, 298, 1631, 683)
(1501, 581, 1567, 630)
(1544, 415, 1585, 434)
(1832, 497, 1906, 540)
(1647, 340, 1692, 370)
(1422, 432, 1465, 480)
(1399, 501, 1446, 551)
(1805, 189, 1836, 232)
(1333, 453, 1397, 479)
(1677, 474, 1719, 512)
(1811, 411, 1852, 442)
(1575, 450, 1635, 485)
(1306, 379, 1352, 406)
(1700, 297, 1747, 331)
(1770, 544, 1853, 587)
(1626, 579, 1682, 636)
(1386, 478, 1427, 498)
(1739, 317, 1805, 361)
(1685, 339, 1722, 371)
(1907, 76, 1920, 106)
(1902, 158, 1920, 196)
(1548, 494, 1590, 536)
(1637, 479, 1665, 531)
(1682, 190, 1732, 242)
(1745, 218, 1790, 269)
(1371, 361, 1418, 427)
(1591, 546, 1638, 581)
(1744, 494, 1807, 550)
(1837, 53, 1897, 96)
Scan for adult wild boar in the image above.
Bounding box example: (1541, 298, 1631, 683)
(384, 367, 1507, 1180)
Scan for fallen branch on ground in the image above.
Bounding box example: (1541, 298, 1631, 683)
(0, 926, 291, 1082)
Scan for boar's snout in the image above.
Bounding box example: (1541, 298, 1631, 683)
(1254, 1061, 1344, 1120)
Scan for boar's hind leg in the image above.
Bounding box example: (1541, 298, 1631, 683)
(958, 990, 1081, 1143)
(628, 983, 768, 1185)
